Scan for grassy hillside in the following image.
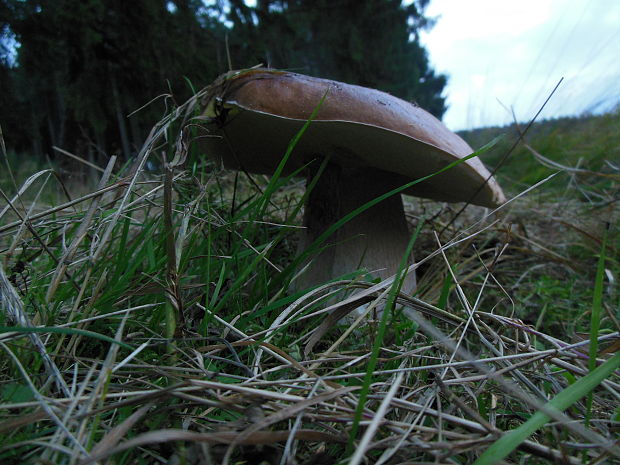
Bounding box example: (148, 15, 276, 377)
(0, 97, 618, 464)
(461, 110, 620, 194)
(459, 111, 619, 339)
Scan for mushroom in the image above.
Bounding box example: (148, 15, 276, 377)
(200, 68, 505, 293)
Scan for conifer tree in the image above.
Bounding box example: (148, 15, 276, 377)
(0, 0, 226, 160)
(227, 0, 446, 117)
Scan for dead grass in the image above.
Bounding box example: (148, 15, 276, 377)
(0, 84, 618, 464)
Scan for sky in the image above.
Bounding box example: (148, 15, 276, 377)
(419, 0, 620, 130)
(6, 0, 617, 132)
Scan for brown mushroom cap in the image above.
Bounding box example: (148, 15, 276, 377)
(201, 69, 505, 208)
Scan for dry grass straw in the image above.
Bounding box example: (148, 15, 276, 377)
(0, 88, 618, 464)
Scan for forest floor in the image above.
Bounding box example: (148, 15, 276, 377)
(0, 101, 618, 464)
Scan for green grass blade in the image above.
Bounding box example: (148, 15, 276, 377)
(211, 243, 275, 314)
(0, 326, 134, 350)
(437, 269, 453, 310)
(255, 90, 329, 220)
(586, 224, 608, 425)
(473, 350, 620, 465)
(346, 220, 423, 455)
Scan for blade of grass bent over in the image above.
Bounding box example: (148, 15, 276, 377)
(473, 350, 620, 465)
(283, 137, 501, 286)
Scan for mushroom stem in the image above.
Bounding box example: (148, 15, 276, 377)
(295, 162, 416, 293)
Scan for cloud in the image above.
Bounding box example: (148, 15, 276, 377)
(420, 0, 620, 129)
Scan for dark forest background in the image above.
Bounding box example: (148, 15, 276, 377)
(0, 0, 446, 167)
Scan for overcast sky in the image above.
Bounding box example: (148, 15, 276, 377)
(419, 0, 620, 130)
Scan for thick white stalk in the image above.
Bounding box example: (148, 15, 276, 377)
(295, 163, 416, 293)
